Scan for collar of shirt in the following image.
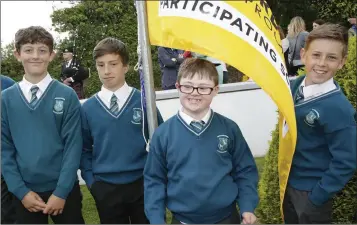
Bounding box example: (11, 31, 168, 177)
(19, 73, 52, 98)
(179, 108, 211, 125)
(98, 82, 132, 108)
(66, 59, 72, 67)
(300, 77, 336, 100)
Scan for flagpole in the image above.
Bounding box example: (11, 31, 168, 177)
(136, 0, 158, 138)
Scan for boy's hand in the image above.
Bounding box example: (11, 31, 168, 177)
(242, 212, 257, 224)
(43, 194, 66, 216)
(21, 191, 47, 212)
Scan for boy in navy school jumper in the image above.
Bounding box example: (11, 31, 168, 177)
(283, 24, 357, 224)
(1, 26, 84, 224)
(1, 75, 17, 224)
(80, 37, 163, 224)
(144, 58, 259, 224)
(1, 75, 16, 90)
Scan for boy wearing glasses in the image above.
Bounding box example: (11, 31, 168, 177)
(144, 58, 259, 224)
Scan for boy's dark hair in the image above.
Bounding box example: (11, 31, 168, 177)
(15, 26, 54, 52)
(93, 37, 129, 65)
(177, 58, 219, 86)
(313, 19, 325, 25)
(305, 23, 349, 56)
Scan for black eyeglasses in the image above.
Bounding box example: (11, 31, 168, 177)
(178, 84, 216, 95)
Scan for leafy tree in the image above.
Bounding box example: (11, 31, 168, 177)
(50, 0, 162, 97)
(313, 0, 357, 25)
(266, 0, 356, 32)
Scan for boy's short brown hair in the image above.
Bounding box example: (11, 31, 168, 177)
(93, 37, 129, 65)
(177, 58, 219, 86)
(15, 26, 54, 52)
(305, 23, 349, 56)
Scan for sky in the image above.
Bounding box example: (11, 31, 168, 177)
(1, 1, 73, 46)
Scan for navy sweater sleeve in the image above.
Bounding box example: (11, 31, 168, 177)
(144, 131, 167, 224)
(158, 47, 177, 68)
(80, 105, 95, 188)
(53, 92, 83, 199)
(1, 97, 31, 200)
(231, 124, 259, 214)
(309, 106, 357, 206)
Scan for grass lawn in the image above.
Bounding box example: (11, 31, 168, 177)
(79, 157, 265, 224)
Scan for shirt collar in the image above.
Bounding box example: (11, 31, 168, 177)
(300, 77, 336, 99)
(179, 108, 211, 125)
(22, 73, 52, 94)
(100, 82, 131, 104)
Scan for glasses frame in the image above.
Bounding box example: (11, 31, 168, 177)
(177, 84, 216, 95)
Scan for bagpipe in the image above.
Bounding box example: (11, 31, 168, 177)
(61, 31, 90, 82)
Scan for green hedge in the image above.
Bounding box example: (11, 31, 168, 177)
(257, 37, 357, 224)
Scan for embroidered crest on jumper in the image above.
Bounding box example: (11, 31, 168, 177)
(53, 98, 65, 114)
(131, 108, 142, 124)
(217, 135, 229, 153)
(304, 109, 320, 127)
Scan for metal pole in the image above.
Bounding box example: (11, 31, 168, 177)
(136, 1, 158, 138)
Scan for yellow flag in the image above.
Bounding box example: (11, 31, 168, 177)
(146, 0, 297, 217)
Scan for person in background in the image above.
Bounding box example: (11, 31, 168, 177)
(287, 16, 309, 76)
(158, 47, 184, 90)
(348, 18, 356, 36)
(60, 47, 89, 99)
(312, 19, 325, 30)
(277, 26, 290, 73)
(1, 75, 17, 224)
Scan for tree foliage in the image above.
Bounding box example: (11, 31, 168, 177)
(266, 0, 355, 32)
(314, 0, 357, 25)
(50, 1, 163, 97)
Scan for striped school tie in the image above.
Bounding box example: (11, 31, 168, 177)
(190, 121, 205, 133)
(110, 94, 119, 115)
(30, 85, 39, 106)
(296, 86, 304, 103)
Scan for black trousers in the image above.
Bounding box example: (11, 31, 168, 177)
(171, 205, 241, 224)
(13, 183, 84, 224)
(223, 71, 229, 84)
(283, 185, 332, 224)
(90, 177, 149, 224)
(1, 175, 16, 224)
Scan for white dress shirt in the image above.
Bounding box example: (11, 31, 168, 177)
(19, 74, 53, 102)
(97, 83, 133, 110)
(66, 59, 72, 68)
(300, 77, 336, 100)
(179, 108, 212, 125)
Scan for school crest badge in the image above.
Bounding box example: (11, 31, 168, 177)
(217, 135, 229, 153)
(131, 108, 142, 124)
(304, 109, 319, 127)
(53, 98, 65, 114)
